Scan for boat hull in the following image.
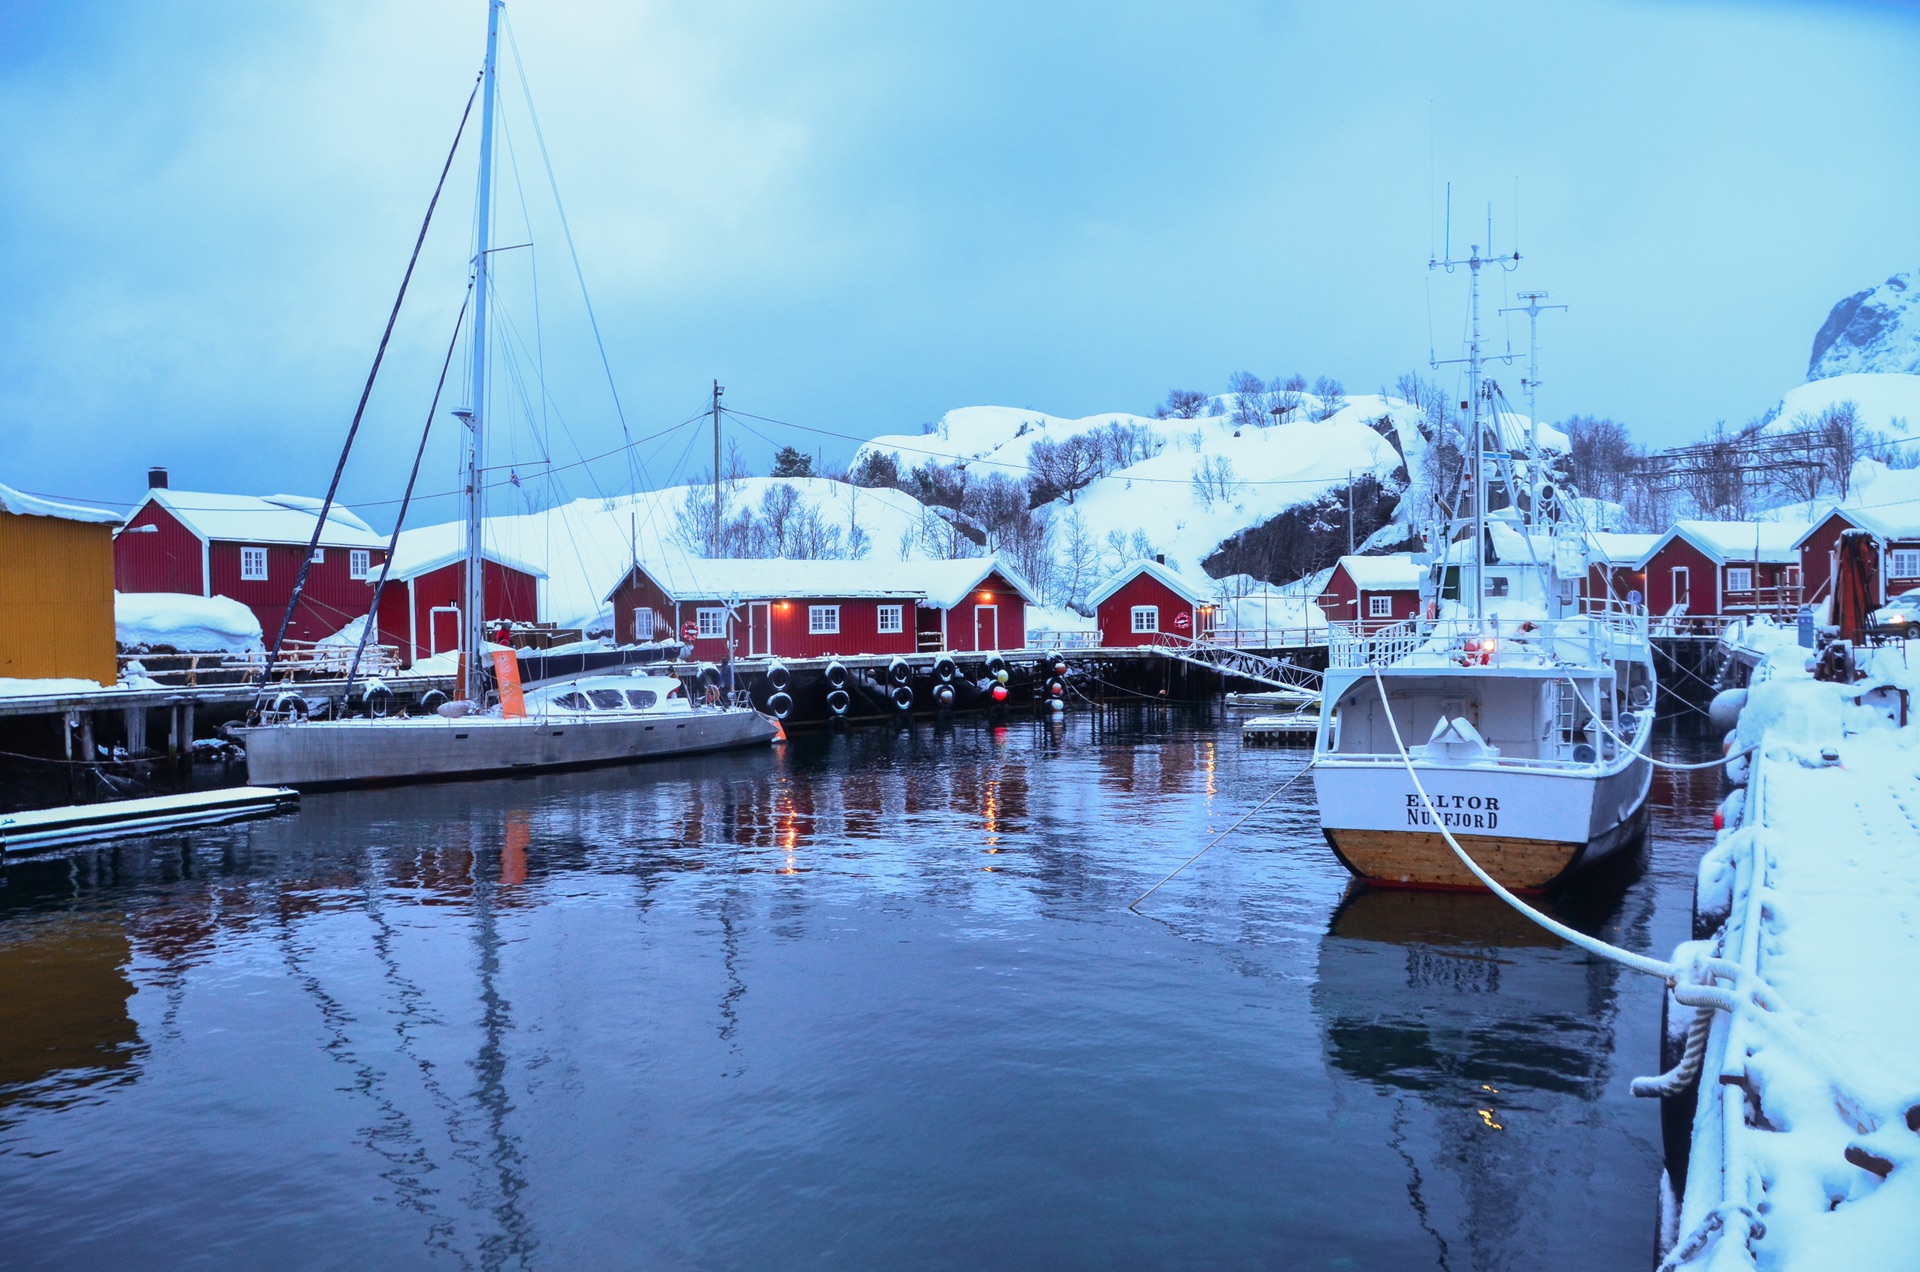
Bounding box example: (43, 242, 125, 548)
(1313, 756, 1651, 891)
(237, 709, 778, 789)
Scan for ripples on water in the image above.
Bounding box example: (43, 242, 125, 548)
(0, 707, 1722, 1270)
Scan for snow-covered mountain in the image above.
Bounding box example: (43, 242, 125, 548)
(1810, 270, 1920, 379)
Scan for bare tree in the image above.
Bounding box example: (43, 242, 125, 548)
(1311, 376, 1347, 421)
(1818, 400, 1870, 499)
(1190, 455, 1243, 509)
(1156, 389, 1210, 419)
(1227, 371, 1267, 429)
(1268, 374, 1307, 424)
(1027, 435, 1102, 504)
(1058, 509, 1099, 610)
(1564, 416, 1639, 505)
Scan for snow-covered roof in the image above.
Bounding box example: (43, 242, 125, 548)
(613, 552, 1040, 609)
(1583, 532, 1661, 565)
(132, 489, 386, 549)
(384, 526, 548, 583)
(1791, 499, 1920, 549)
(1636, 520, 1808, 569)
(1332, 552, 1423, 591)
(1086, 558, 1208, 607)
(0, 481, 121, 525)
(115, 591, 262, 652)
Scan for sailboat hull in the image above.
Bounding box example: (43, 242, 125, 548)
(238, 709, 778, 790)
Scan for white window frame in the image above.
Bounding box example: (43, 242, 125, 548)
(1725, 566, 1753, 592)
(633, 606, 657, 642)
(1484, 575, 1510, 598)
(809, 605, 841, 635)
(695, 607, 727, 639)
(240, 546, 268, 581)
(1892, 550, 1920, 578)
(309, 547, 325, 564)
(1131, 605, 1159, 634)
(349, 548, 371, 579)
(876, 603, 903, 634)
(1367, 594, 1393, 618)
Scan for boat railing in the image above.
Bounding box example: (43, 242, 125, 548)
(1328, 608, 1649, 670)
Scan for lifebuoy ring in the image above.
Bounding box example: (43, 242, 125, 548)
(682, 621, 699, 643)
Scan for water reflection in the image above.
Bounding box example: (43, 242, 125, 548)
(0, 709, 1716, 1270)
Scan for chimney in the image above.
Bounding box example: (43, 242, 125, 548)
(148, 466, 169, 490)
(1155, 553, 1165, 565)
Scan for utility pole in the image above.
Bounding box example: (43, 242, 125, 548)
(1499, 290, 1567, 519)
(710, 378, 724, 556)
(1347, 469, 1355, 556)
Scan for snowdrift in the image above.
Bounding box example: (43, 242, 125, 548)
(115, 592, 263, 653)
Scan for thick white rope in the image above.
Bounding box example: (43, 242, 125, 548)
(1565, 676, 1754, 772)
(1368, 666, 1680, 979)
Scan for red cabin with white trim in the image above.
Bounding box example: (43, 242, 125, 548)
(1316, 553, 1422, 630)
(1794, 502, 1920, 608)
(371, 538, 545, 666)
(1634, 521, 1807, 619)
(113, 483, 388, 643)
(1089, 559, 1206, 647)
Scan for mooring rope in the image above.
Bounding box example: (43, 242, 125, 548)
(1127, 764, 1311, 911)
(1564, 677, 1754, 772)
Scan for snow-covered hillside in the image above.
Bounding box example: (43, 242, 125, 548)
(1810, 270, 1920, 379)
(1766, 372, 1920, 436)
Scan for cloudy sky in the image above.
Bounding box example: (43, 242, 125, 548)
(1, 0, 1916, 527)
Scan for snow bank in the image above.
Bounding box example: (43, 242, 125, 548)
(0, 676, 112, 697)
(115, 592, 262, 652)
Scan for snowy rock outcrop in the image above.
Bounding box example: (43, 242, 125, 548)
(1810, 270, 1920, 380)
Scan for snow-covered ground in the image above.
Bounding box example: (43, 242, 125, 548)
(1670, 625, 1920, 1268)
(115, 591, 262, 652)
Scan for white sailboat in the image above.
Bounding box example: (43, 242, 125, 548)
(238, 0, 777, 788)
(1311, 244, 1655, 891)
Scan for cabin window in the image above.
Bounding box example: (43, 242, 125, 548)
(809, 605, 841, 635)
(1367, 595, 1392, 618)
(1892, 550, 1920, 578)
(241, 547, 268, 581)
(588, 690, 627, 710)
(624, 689, 658, 709)
(1440, 566, 1460, 600)
(696, 607, 727, 638)
(633, 606, 657, 642)
(1726, 567, 1753, 592)
(554, 692, 589, 710)
(349, 549, 371, 579)
(1484, 575, 1509, 598)
(1131, 606, 1159, 633)
(876, 604, 903, 634)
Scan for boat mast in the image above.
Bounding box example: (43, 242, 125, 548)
(462, 0, 503, 702)
(1501, 290, 1567, 525)
(710, 378, 724, 554)
(1431, 236, 1519, 624)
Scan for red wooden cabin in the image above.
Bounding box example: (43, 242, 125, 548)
(1089, 559, 1207, 646)
(604, 554, 1038, 660)
(113, 477, 389, 643)
(1316, 553, 1422, 630)
(372, 538, 545, 665)
(1633, 521, 1807, 619)
(1794, 502, 1920, 608)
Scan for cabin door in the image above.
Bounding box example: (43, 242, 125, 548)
(1670, 566, 1690, 612)
(430, 605, 461, 656)
(748, 602, 772, 656)
(974, 605, 999, 651)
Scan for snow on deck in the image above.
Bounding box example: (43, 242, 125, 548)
(1676, 629, 1920, 1268)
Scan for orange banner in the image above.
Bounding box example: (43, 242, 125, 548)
(492, 649, 526, 718)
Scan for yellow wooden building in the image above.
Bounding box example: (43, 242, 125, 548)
(0, 483, 121, 686)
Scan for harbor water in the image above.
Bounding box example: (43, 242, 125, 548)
(0, 708, 1720, 1270)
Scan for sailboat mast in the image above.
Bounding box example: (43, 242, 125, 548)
(463, 0, 503, 702)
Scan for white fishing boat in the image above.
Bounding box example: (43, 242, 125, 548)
(1311, 245, 1655, 891)
(237, 0, 777, 787)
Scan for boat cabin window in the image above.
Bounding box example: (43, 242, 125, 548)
(625, 689, 658, 709)
(553, 692, 589, 710)
(588, 689, 627, 710)
(1440, 566, 1460, 601)
(1485, 575, 1509, 598)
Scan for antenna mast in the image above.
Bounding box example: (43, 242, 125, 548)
(710, 378, 725, 555)
(461, 0, 503, 704)
(1500, 290, 1568, 524)
(1430, 237, 1520, 624)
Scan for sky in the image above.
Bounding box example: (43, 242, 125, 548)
(2, 0, 1917, 529)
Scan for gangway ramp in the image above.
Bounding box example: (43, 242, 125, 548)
(1151, 635, 1321, 699)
